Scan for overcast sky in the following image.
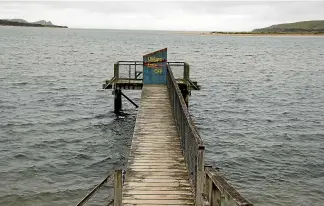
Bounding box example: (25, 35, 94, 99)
(1, 1, 324, 31)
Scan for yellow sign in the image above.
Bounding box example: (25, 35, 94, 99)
(148, 57, 163, 63)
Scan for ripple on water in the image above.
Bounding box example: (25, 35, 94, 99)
(1, 28, 324, 206)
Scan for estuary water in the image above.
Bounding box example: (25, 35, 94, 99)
(0, 27, 324, 206)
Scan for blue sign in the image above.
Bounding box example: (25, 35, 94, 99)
(143, 48, 167, 84)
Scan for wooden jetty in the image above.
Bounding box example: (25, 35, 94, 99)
(123, 85, 194, 205)
(77, 49, 253, 206)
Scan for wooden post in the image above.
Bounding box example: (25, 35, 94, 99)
(184, 63, 190, 83)
(196, 146, 205, 206)
(114, 63, 119, 80)
(114, 170, 122, 206)
(134, 62, 137, 79)
(220, 195, 225, 206)
(205, 172, 213, 202)
(114, 89, 122, 113)
(183, 63, 190, 107)
(211, 185, 219, 206)
(181, 88, 189, 107)
(128, 65, 131, 83)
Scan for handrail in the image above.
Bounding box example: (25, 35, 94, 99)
(76, 172, 114, 206)
(204, 167, 253, 206)
(188, 78, 199, 90)
(104, 77, 116, 89)
(166, 64, 205, 205)
(166, 64, 204, 146)
(113, 61, 192, 85)
(166, 64, 252, 206)
(76, 170, 123, 206)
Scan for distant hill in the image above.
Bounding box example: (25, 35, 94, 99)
(0, 19, 67, 28)
(32, 20, 53, 26)
(4, 19, 28, 23)
(252, 20, 324, 34)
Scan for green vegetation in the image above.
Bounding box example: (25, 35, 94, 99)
(210, 20, 324, 35)
(252, 20, 324, 34)
(0, 19, 67, 28)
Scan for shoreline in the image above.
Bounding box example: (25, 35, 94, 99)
(0, 25, 68, 29)
(0, 19, 68, 28)
(171, 31, 324, 36)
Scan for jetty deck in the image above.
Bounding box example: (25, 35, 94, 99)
(123, 85, 194, 205)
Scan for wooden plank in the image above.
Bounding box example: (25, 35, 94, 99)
(123, 85, 194, 205)
(123, 194, 194, 200)
(132, 146, 182, 150)
(123, 199, 193, 205)
(128, 158, 184, 162)
(128, 153, 183, 157)
(128, 162, 185, 165)
(133, 134, 180, 139)
(127, 169, 188, 172)
(125, 171, 188, 176)
(129, 163, 186, 167)
(131, 151, 183, 154)
(127, 175, 188, 180)
(130, 147, 182, 150)
(133, 133, 178, 136)
(131, 149, 183, 152)
(124, 190, 193, 195)
(123, 186, 192, 191)
(132, 135, 179, 138)
(131, 139, 180, 143)
(131, 143, 181, 146)
(125, 179, 190, 183)
(128, 159, 185, 162)
(124, 204, 193, 206)
(128, 165, 187, 170)
(124, 182, 191, 187)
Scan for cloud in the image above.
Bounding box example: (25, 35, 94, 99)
(0, 1, 324, 31)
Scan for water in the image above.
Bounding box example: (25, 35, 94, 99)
(1, 27, 324, 206)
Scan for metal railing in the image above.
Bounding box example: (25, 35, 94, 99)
(76, 170, 123, 206)
(166, 64, 205, 205)
(166, 65, 253, 206)
(113, 61, 190, 82)
(114, 61, 144, 81)
(204, 167, 253, 206)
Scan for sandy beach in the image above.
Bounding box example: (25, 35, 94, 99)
(171, 31, 324, 36)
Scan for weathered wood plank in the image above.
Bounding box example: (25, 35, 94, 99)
(130, 150, 183, 154)
(124, 182, 191, 188)
(123, 186, 192, 191)
(128, 158, 184, 162)
(128, 165, 187, 170)
(124, 204, 193, 206)
(123, 199, 193, 204)
(123, 194, 194, 200)
(128, 153, 183, 156)
(125, 171, 189, 176)
(127, 169, 188, 173)
(128, 159, 185, 163)
(124, 190, 193, 195)
(125, 179, 190, 183)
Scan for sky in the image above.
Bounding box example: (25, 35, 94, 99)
(0, 1, 324, 31)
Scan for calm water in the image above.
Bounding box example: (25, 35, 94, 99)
(1, 27, 324, 206)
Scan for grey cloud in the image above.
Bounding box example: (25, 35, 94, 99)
(0, 1, 324, 31)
